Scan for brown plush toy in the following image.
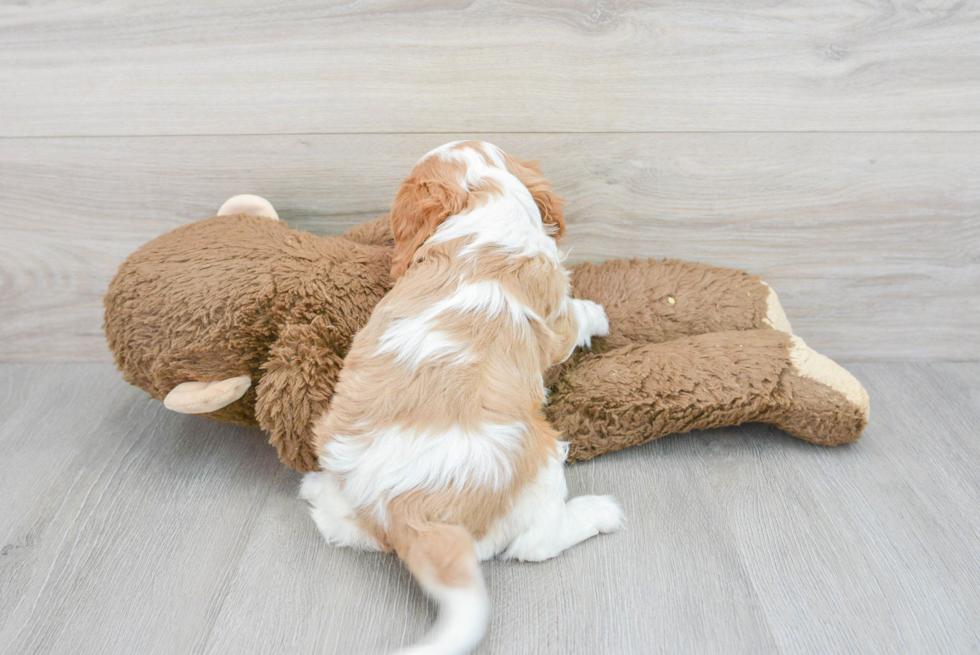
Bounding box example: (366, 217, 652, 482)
(104, 194, 869, 473)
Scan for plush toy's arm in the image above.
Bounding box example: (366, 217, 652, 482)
(546, 329, 869, 462)
(254, 316, 345, 472)
(569, 258, 792, 351)
(340, 214, 394, 248)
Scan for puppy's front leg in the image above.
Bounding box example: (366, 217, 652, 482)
(569, 298, 609, 349)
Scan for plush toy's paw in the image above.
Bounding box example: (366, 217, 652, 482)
(216, 194, 279, 220)
(769, 336, 870, 446)
(788, 336, 869, 421)
(571, 298, 609, 348)
(163, 375, 252, 414)
(762, 282, 793, 334)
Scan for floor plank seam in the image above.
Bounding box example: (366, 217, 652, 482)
(192, 463, 285, 655)
(4, 130, 980, 140)
(696, 441, 785, 655)
(6, 406, 151, 653)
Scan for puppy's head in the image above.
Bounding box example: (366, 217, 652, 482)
(389, 141, 564, 279)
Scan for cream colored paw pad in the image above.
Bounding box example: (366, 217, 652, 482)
(788, 336, 869, 419)
(164, 375, 252, 414)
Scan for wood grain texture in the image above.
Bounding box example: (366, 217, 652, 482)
(1, 0, 979, 136)
(2, 363, 978, 654)
(696, 362, 980, 654)
(201, 429, 779, 655)
(2, 133, 977, 362)
(0, 364, 282, 654)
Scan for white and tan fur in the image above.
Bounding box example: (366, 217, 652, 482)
(300, 141, 622, 655)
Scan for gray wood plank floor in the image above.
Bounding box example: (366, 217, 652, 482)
(1, 362, 977, 654)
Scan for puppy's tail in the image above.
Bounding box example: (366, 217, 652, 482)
(390, 521, 488, 655)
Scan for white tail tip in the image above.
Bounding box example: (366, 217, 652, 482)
(395, 582, 488, 655)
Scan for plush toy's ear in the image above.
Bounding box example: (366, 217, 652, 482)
(505, 157, 565, 241)
(390, 169, 466, 279)
(216, 194, 280, 221)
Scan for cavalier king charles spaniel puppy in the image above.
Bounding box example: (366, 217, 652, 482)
(300, 141, 622, 655)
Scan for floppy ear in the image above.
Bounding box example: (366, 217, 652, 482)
(390, 173, 466, 279)
(505, 158, 565, 241)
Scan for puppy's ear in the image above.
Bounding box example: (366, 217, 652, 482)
(390, 170, 466, 279)
(505, 158, 565, 241)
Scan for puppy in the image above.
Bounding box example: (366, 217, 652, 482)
(300, 141, 622, 655)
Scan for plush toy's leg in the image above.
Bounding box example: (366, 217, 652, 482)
(547, 330, 869, 462)
(339, 214, 395, 248)
(569, 258, 792, 352)
(253, 317, 345, 473)
(163, 375, 252, 414)
(216, 194, 280, 220)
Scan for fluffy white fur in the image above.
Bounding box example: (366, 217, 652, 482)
(299, 469, 380, 550)
(399, 570, 489, 655)
(570, 298, 610, 351)
(475, 441, 624, 561)
(428, 194, 561, 260)
(376, 280, 540, 368)
(376, 322, 471, 368)
(324, 423, 527, 523)
(425, 145, 561, 261)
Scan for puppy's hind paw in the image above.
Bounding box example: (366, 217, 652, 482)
(568, 494, 625, 534)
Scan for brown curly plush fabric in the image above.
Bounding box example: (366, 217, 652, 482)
(548, 330, 868, 460)
(571, 258, 770, 350)
(104, 214, 391, 470)
(104, 213, 869, 472)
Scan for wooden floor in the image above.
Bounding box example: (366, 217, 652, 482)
(1, 362, 978, 654)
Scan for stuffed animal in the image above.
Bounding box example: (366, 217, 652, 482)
(104, 194, 869, 472)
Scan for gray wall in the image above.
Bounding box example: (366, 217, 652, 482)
(2, 1, 977, 362)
